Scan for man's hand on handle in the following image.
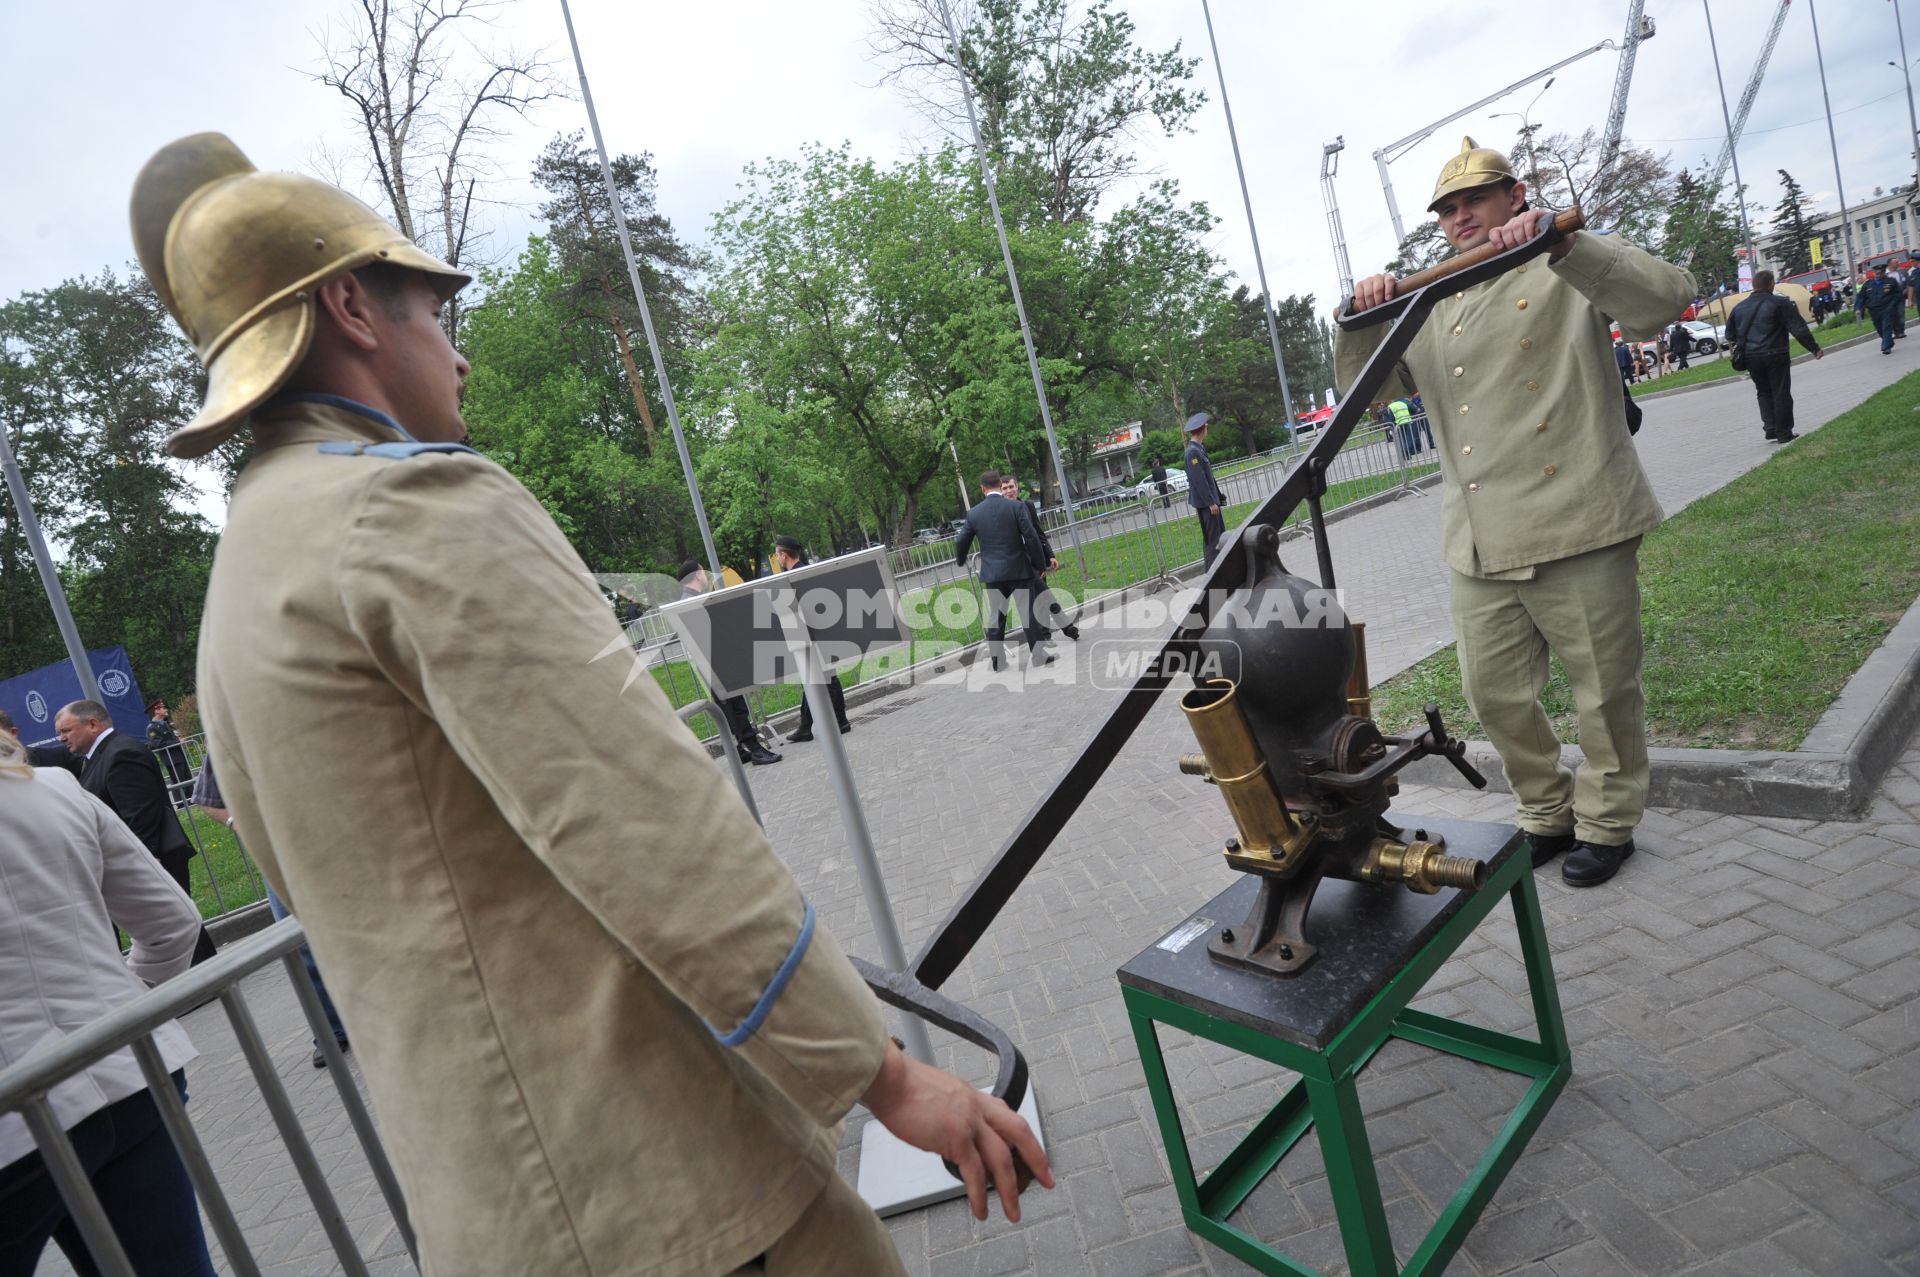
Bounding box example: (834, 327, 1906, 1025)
(1487, 209, 1576, 260)
(860, 1038, 1055, 1222)
(1347, 273, 1399, 316)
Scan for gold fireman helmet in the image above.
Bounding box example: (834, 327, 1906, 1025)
(1427, 136, 1517, 213)
(129, 133, 470, 459)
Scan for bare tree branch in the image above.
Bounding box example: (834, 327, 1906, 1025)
(310, 0, 569, 335)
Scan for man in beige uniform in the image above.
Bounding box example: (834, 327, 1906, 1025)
(129, 133, 1048, 1276)
(1337, 139, 1693, 887)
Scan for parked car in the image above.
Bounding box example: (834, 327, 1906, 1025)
(912, 526, 948, 544)
(1132, 469, 1190, 499)
(1078, 483, 1135, 509)
(1678, 320, 1723, 355)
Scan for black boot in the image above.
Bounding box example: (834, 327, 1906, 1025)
(739, 741, 783, 766)
(1521, 830, 1577, 868)
(1563, 837, 1635, 887)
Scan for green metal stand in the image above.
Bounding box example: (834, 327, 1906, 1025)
(1121, 835, 1569, 1277)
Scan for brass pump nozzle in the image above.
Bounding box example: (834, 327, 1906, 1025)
(1179, 679, 1296, 852)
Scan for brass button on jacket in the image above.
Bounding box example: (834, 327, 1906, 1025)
(1458, 403, 1470, 415)
(1452, 366, 1465, 377)
(1515, 298, 1529, 311)
(1543, 465, 1558, 476)
(1536, 421, 1549, 433)
(1526, 380, 1540, 392)
(1519, 338, 1533, 350)
(1467, 482, 1481, 492)
(1452, 324, 1463, 336)
(1461, 444, 1473, 455)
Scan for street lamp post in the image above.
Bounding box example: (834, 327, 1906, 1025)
(1490, 77, 1554, 194)
(1893, 0, 1920, 197)
(1808, 0, 1860, 280)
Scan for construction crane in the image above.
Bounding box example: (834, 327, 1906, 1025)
(1690, 0, 1791, 271)
(1703, 0, 1790, 203)
(1372, 33, 1624, 246)
(1598, 3, 1657, 177)
(1321, 137, 1355, 301)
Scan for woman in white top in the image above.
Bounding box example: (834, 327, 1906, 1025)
(0, 730, 217, 1275)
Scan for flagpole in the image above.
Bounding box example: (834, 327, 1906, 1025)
(0, 422, 102, 703)
(557, 0, 725, 585)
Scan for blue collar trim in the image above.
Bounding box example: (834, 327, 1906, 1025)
(272, 393, 418, 442)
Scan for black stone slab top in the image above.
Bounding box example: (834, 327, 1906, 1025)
(1117, 817, 1522, 1049)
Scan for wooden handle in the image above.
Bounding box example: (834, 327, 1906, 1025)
(1393, 206, 1585, 295)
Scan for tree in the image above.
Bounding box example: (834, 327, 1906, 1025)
(0, 271, 215, 699)
(1387, 220, 1450, 276)
(1769, 169, 1818, 278)
(1513, 129, 1674, 250)
(705, 145, 1038, 542)
(313, 0, 563, 337)
(531, 132, 704, 450)
(460, 238, 691, 571)
(1663, 168, 1743, 290)
(870, 0, 1204, 225)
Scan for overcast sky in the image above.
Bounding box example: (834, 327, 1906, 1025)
(4, 0, 1915, 362)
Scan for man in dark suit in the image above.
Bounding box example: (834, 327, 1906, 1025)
(1183, 412, 1226, 567)
(955, 469, 1052, 671)
(55, 699, 217, 962)
(771, 536, 853, 743)
(999, 475, 1079, 642)
(0, 708, 80, 773)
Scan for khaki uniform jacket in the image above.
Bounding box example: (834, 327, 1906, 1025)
(1335, 232, 1694, 577)
(196, 398, 888, 1276)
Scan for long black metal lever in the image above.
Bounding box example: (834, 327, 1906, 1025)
(909, 208, 1583, 991)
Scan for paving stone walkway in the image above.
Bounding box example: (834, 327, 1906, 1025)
(33, 340, 1920, 1276)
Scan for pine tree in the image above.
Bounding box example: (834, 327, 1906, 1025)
(1769, 169, 1818, 277)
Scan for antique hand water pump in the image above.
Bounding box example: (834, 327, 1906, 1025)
(1175, 522, 1485, 975)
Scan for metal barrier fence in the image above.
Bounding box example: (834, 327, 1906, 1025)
(0, 918, 415, 1277)
(621, 423, 1432, 733)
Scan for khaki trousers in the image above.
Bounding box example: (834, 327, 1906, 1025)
(728, 1172, 906, 1277)
(1449, 537, 1648, 846)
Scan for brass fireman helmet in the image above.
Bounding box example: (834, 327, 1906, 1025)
(1427, 135, 1518, 213)
(129, 133, 470, 459)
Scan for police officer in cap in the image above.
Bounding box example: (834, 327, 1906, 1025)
(132, 133, 1048, 1275)
(1183, 411, 1225, 565)
(1337, 138, 1693, 888)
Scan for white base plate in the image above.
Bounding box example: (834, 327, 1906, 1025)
(855, 1086, 1044, 1218)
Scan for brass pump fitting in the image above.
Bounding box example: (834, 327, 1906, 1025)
(1360, 838, 1486, 894)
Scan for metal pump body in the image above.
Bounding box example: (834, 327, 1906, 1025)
(1179, 522, 1488, 977)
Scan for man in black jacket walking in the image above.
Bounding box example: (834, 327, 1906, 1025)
(1728, 271, 1823, 443)
(956, 470, 1053, 670)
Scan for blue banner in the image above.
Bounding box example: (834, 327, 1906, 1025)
(0, 647, 149, 751)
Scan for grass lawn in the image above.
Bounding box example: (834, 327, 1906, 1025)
(1630, 305, 1917, 397)
(176, 809, 270, 919)
(1372, 371, 1920, 751)
(661, 461, 1438, 740)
